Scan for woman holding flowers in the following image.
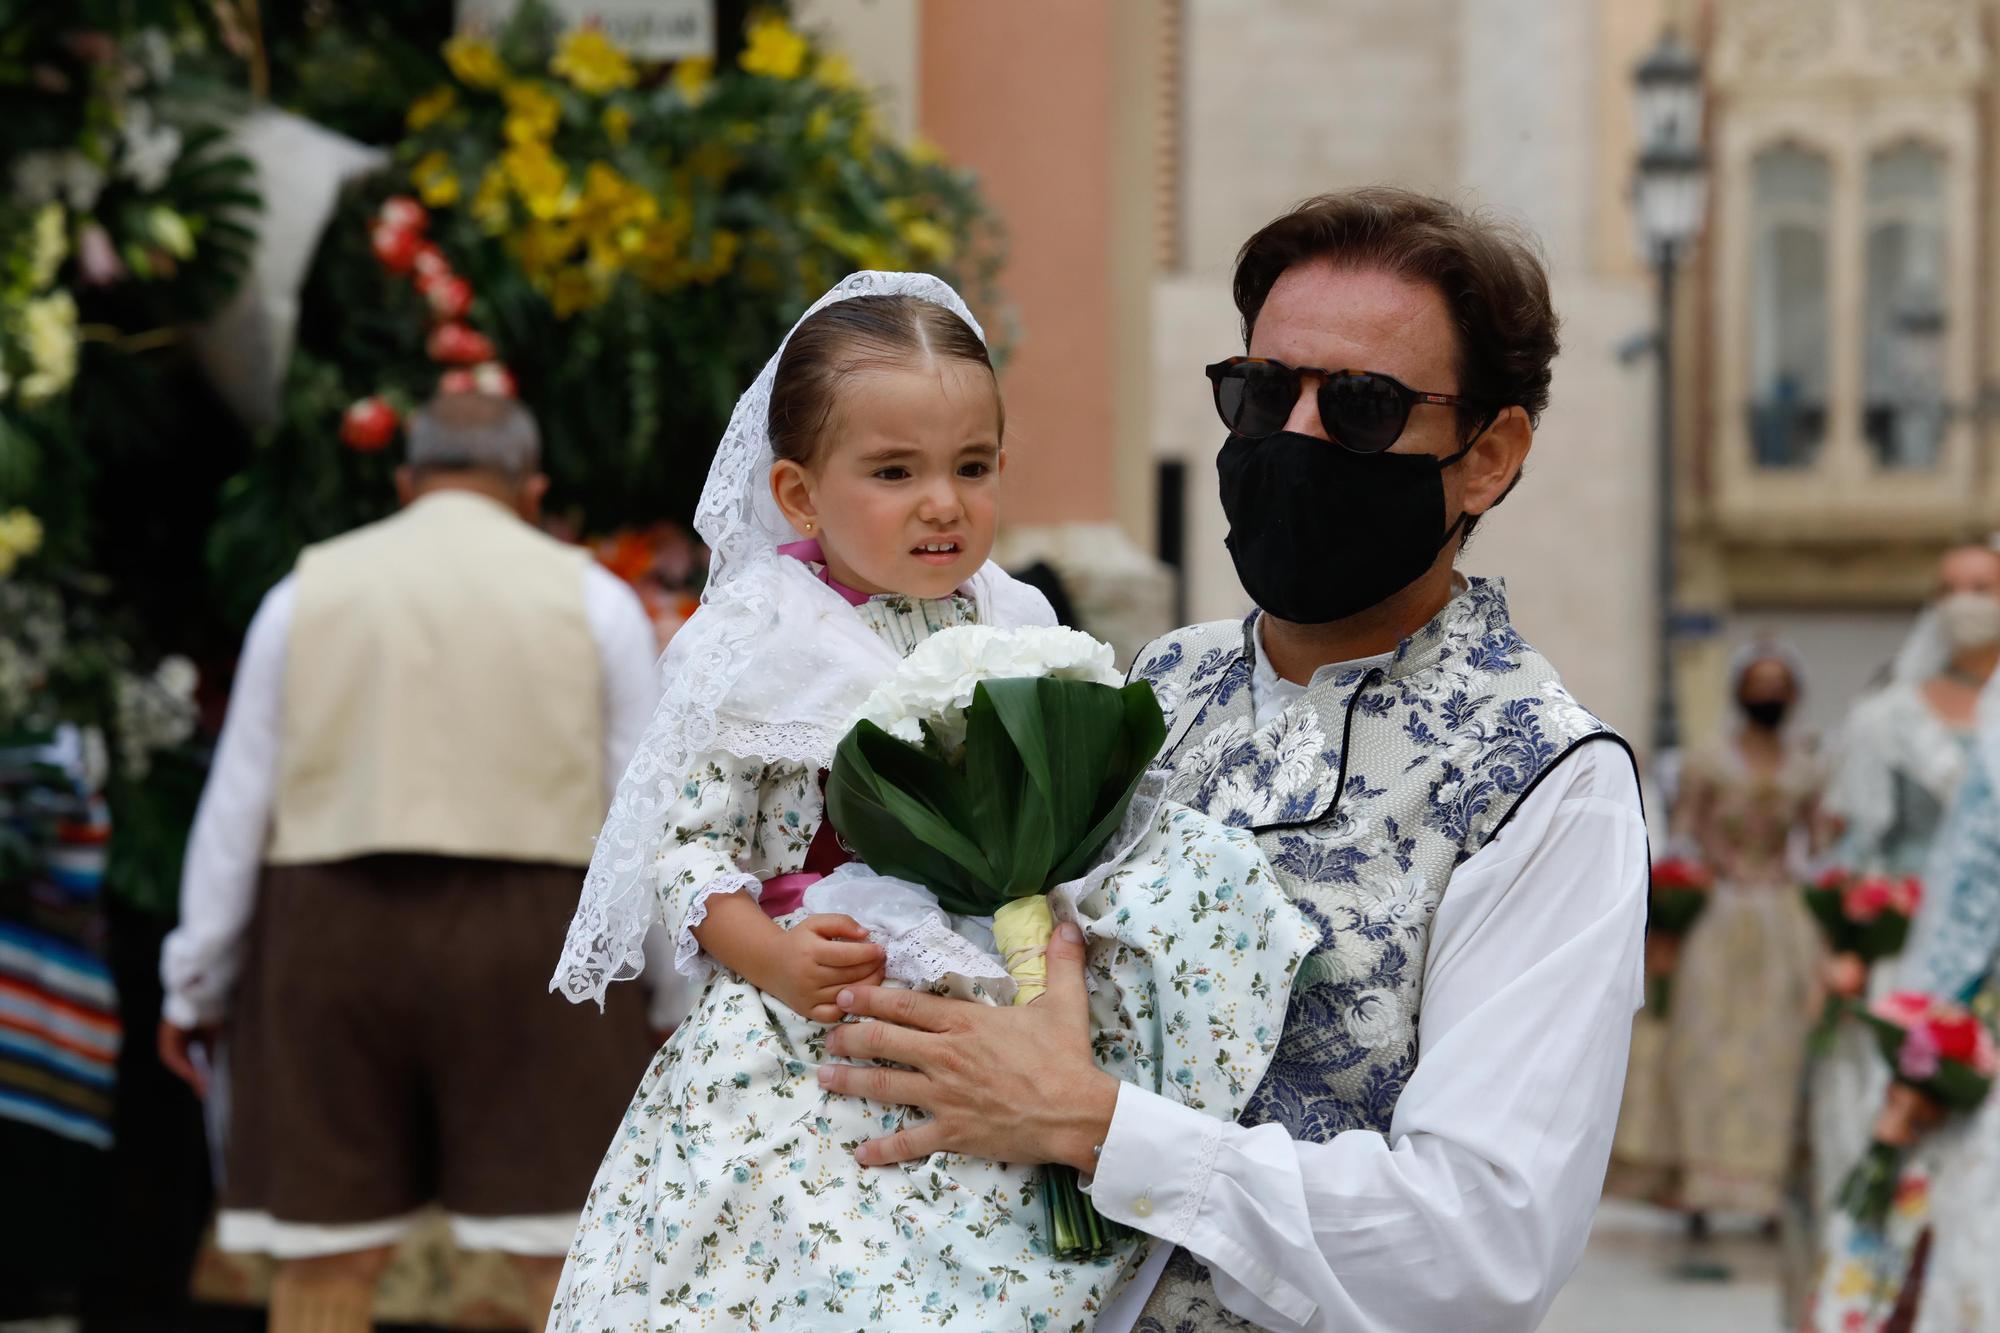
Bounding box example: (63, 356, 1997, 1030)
(1801, 544, 2000, 1332)
(546, 272, 1312, 1330)
(1808, 645, 2000, 1333)
(1660, 644, 1827, 1225)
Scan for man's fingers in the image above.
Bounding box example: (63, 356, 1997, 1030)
(854, 1119, 948, 1167)
(824, 1013, 945, 1068)
(816, 1060, 926, 1107)
(834, 982, 957, 1033)
(811, 939, 885, 970)
(156, 1022, 208, 1097)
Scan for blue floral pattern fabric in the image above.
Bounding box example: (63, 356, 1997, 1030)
(1128, 577, 1623, 1327)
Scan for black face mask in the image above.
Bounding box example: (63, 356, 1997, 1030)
(1217, 431, 1472, 624)
(1741, 699, 1790, 732)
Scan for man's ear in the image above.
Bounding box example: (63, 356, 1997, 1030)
(395, 466, 418, 507)
(1460, 406, 1532, 518)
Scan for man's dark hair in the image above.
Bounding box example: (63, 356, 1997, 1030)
(1232, 188, 1560, 533)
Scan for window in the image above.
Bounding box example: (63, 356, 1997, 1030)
(1862, 141, 1948, 469)
(1747, 145, 1832, 469)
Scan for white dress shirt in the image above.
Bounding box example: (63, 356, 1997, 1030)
(1091, 630, 1648, 1333)
(161, 537, 665, 1030)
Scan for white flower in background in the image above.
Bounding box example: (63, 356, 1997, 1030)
(856, 624, 1123, 754)
(12, 150, 105, 213)
(133, 28, 175, 85)
(18, 292, 78, 404)
(28, 204, 68, 288)
(114, 655, 201, 779)
(120, 104, 183, 192)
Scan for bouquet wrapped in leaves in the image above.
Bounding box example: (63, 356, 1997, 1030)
(1803, 868, 1922, 1050)
(1838, 991, 1997, 1231)
(1645, 857, 1712, 1018)
(826, 625, 1163, 1259)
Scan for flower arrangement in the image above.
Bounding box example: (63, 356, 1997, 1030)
(1804, 867, 1923, 1047)
(827, 625, 1166, 1260)
(1644, 857, 1713, 1017)
(1839, 992, 1998, 1230)
(207, 5, 999, 630)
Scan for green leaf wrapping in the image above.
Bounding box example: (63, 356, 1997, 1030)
(826, 676, 1166, 917)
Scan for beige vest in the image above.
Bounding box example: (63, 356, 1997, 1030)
(269, 491, 607, 868)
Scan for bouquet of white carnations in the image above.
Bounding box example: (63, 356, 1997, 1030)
(826, 624, 1165, 1259)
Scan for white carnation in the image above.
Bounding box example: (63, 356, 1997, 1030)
(855, 625, 1123, 755)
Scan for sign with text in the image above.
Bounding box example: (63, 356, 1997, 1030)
(457, 0, 714, 61)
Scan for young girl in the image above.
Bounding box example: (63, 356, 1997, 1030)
(548, 272, 1312, 1331)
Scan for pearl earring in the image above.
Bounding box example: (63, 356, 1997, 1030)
(804, 519, 815, 532)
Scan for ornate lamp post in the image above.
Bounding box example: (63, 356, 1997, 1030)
(1632, 29, 1706, 766)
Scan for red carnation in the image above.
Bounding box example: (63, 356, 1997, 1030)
(438, 368, 477, 395)
(1933, 1013, 1983, 1066)
(426, 322, 496, 365)
(411, 242, 452, 281)
(378, 196, 429, 235)
(340, 396, 399, 452)
(370, 222, 421, 273)
(419, 272, 473, 322)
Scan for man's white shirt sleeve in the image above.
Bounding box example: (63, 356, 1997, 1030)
(159, 576, 296, 1029)
(1090, 739, 1648, 1333)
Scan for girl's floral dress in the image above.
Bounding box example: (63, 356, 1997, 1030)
(548, 596, 1315, 1332)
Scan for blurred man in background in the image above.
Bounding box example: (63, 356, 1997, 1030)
(157, 393, 665, 1332)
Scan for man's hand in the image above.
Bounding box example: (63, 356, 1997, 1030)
(816, 921, 1119, 1172)
(158, 1020, 219, 1098)
(758, 914, 886, 1024)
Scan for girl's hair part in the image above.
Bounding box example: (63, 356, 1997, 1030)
(768, 293, 1000, 466)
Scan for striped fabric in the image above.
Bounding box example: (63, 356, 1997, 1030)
(0, 740, 120, 1149)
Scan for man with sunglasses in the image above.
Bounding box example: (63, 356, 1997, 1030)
(813, 188, 1648, 1331)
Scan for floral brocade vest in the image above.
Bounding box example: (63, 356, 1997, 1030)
(1129, 577, 1630, 1329)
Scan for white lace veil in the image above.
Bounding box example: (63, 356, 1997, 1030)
(551, 271, 991, 1007)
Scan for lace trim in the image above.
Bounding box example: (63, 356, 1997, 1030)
(674, 871, 762, 981)
(881, 916, 1014, 994)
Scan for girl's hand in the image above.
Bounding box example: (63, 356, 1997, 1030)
(816, 922, 1119, 1173)
(765, 914, 886, 1023)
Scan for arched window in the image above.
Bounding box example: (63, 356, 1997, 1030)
(1746, 145, 1832, 469)
(1862, 141, 1948, 469)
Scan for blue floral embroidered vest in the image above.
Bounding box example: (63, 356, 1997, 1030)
(1129, 577, 1628, 1329)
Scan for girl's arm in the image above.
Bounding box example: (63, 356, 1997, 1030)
(692, 894, 883, 1023)
(656, 754, 883, 1021)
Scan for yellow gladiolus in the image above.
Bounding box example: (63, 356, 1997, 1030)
(548, 265, 603, 317)
(501, 142, 569, 219)
(410, 151, 462, 207)
(472, 164, 511, 233)
(740, 15, 808, 80)
(407, 85, 458, 131)
(551, 28, 636, 96)
(805, 106, 833, 143)
(900, 217, 956, 263)
(502, 79, 562, 145)
(672, 56, 713, 105)
(814, 52, 860, 92)
(602, 104, 633, 147)
(443, 34, 506, 90)
(992, 897, 1054, 1005)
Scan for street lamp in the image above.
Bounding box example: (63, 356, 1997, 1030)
(1632, 29, 1706, 768)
